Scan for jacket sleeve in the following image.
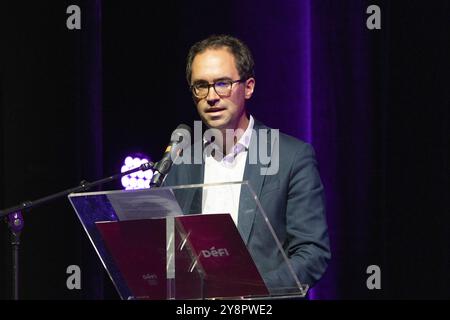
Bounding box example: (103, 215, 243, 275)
(264, 143, 331, 290)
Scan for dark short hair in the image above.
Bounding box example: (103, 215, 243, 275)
(186, 34, 255, 84)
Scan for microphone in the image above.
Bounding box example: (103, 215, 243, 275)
(150, 124, 191, 187)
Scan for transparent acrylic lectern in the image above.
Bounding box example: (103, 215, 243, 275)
(68, 181, 308, 300)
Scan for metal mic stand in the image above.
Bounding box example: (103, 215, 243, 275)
(0, 161, 155, 300)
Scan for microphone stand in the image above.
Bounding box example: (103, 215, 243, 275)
(0, 161, 155, 300)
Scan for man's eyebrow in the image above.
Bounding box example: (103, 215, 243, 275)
(213, 77, 233, 82)
(192, 79, 209, 85)
(192, 77, 233, 84)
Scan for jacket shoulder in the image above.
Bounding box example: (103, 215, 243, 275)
(254, 119, 313, 155)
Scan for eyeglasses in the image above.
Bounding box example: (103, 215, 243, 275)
(190, 79, 245, 98)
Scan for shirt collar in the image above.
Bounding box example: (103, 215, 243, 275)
(238, 114, 254, 150)
(203, 115, 254, 159)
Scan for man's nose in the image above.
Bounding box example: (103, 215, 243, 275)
(206, 86, 220, 106)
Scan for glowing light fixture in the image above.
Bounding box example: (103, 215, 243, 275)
(120, 155, 153, 190)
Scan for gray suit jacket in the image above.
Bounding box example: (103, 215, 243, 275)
(163, 120, 330, 290)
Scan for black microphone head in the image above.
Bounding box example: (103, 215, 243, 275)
(150, 124, 192, 188)
(176, 123, 191, 132)
(172, 124, 192, 142)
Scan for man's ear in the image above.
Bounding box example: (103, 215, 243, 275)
(244, 78, 255, 99)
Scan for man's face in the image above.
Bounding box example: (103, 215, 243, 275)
(190, 48, 255, 131)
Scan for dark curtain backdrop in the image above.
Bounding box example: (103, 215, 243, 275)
(1, 0, 449, 299)
(0, 1, 104, 299)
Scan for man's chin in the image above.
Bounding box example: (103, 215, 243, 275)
(204, 118, 229, 130)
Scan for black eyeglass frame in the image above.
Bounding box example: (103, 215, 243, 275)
(189, 79, 246, 98)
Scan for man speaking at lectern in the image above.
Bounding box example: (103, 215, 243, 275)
(163, 34, 330, 290)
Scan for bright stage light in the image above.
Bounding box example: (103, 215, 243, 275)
(120, 155, 152, 190)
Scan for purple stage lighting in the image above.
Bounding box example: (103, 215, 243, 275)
(120, 155, 153, 190)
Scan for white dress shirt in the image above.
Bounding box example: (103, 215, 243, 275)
(202, 115, 254, 225)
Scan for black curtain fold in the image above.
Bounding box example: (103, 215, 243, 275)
(0, 0, 103, 299)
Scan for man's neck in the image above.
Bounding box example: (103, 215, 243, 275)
(219, 115, 250, 155)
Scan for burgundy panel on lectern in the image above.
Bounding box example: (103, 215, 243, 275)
(175, 214, 268, 299)
(96, 219, 167, 299)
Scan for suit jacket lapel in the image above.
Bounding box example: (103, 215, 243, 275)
(238, 120, 273, 243)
